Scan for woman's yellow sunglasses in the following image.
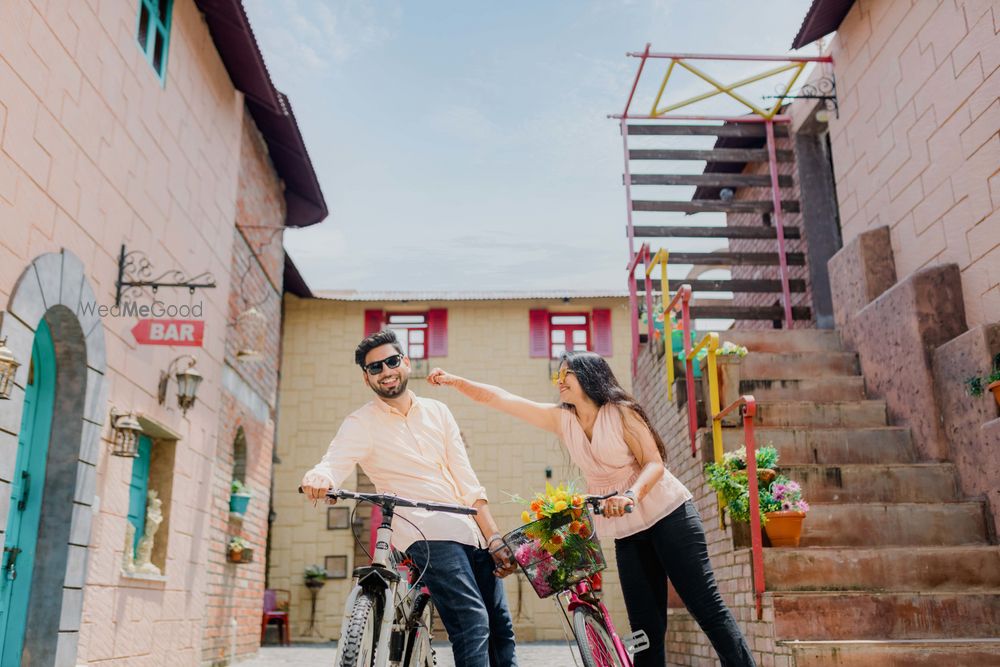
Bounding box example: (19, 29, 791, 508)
(550, 367, 575, 386)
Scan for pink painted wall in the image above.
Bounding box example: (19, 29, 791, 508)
(826, 0, 1000, 327)
(0, 0, 272, 663)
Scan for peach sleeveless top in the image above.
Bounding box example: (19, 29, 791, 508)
(559, 404, 692, 540)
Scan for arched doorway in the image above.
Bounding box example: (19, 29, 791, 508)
(0, 251, 106, 666)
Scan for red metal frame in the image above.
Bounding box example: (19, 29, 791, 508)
(627, 243, 650, 374)
(664, 285, 697, 456)
(715, 395, 764, 620)
(614, 48, 834, 330)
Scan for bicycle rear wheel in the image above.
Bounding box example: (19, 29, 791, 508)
(339, 591, 381, 667)
(572, 607, 626, 667)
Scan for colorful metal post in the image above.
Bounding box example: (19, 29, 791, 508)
(765, 119, 794, 329)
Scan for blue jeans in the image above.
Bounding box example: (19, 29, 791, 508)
(406, 541, 518, 667)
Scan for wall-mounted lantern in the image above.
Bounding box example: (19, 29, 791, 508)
(235, 307, 267, 362)
(158, 355, 203, 415)
(109, 409, 143, 457)
(0, 336, 21, 400)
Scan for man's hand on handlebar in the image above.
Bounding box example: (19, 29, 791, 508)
(301, 472, 336, 504)
(488, 537, 518, 578)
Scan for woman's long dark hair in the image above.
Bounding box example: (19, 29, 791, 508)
(559, 351, 667, 462)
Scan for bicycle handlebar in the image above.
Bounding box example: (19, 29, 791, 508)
(584, 491, 634, 515)
(298, 486, 478, 516)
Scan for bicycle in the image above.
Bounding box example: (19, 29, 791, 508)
(300, 487, 478, 667)
(498, 491, 649, 667)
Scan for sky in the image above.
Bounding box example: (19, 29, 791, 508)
(242, 1, 820, 293)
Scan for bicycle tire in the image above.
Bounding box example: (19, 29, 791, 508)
(339, 591, 381, 667)
(572, 607, 626, 667)
(402, 592, 436, 667)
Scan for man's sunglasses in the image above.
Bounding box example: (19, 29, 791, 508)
(363, 354, 404, 375)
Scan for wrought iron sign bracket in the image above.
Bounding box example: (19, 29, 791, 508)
(115, 244, 217, 307)
(763, 74, 839, 118)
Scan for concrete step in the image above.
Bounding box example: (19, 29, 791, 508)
(772, 591, 1000, 640)
(739, 376, 866, 402)
(800, 502, 988, 547)
(715, 427, 917, 464)
(739, 352, 859, 379)
(755, 401, 887, 428)
(714, 329, 845, 353)
(781, 463, 958, 503)
(784, 639, 1000, 666)
(763, 546, 1000, 592)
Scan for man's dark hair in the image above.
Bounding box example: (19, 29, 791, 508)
(355, 329, 404, 367)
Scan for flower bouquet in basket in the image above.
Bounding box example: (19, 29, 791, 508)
(501, 482, 606, 598)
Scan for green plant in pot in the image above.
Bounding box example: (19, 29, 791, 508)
(965, 353, 1000, 409)
(230, 479, 252, 515)
(304, 564, 327, 589)
(705, 445, 809, 547)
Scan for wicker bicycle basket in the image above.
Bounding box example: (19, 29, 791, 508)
(500, 508, 606, 599)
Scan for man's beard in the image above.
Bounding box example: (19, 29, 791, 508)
(370, 375, 408, 399)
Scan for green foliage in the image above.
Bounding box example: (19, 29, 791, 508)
(704, 444, 808, 524)
(228, 536, 249, 552)
(965, 353, 1000, 397)
(231, 479, 251, 495)
(304, 564, 327, 580)
(723, 445, 779, 471)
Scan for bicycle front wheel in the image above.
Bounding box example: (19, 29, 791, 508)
(339, 591, 381, 667)
(572, 607, 626, 667)
(402, 592, 436, 667)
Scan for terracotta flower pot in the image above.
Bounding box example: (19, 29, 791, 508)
(989, 381, 1000, 409)
(764, 511, 806, 547)
(227, 548, 253, 563)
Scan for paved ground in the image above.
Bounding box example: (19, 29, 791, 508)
(240, 642, 583, 666)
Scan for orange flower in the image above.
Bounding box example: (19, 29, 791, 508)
(536, 511, 545, 520)
(571, 495, 584, 508)
(569, 521, 583, 535)
(578, 524, 591, 538)
(572, 508, 583, 519)
(549, 533, 564, 547)
(530, 500, 542, 513)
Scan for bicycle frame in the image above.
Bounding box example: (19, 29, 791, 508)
(562, 576, 633, 666)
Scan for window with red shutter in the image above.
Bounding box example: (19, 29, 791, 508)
(549, 313, 589, 358)
(528, 310, 549, 358)
(592, 308, 612, 357)
(386, 313, 428, 359)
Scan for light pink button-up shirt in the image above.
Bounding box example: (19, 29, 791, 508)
(308, 391, 487, 551)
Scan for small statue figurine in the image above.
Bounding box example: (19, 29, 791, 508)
(134, 490, 163, 575)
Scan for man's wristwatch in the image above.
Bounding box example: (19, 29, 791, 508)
(487, 532, 504, 549)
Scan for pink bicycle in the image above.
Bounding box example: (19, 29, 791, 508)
(499, 492, 649, 667)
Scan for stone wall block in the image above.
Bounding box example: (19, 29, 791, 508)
(82, 367, 108, 426)
(68, 501, 94, 547)
(828, 226, 897, 345)
(59, 250, 86, 314)
(33, 252, 64, 312)
(78, 419, 102, 466)
(8, 264, 45, 330)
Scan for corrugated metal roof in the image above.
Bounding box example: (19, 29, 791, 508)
(194, 0, 328, 228)
(792, 0, 857, 49)
(312, 290, 630, 302)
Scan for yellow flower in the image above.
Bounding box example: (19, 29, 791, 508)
(553, 500, 568, 512)
(521, 510, 531, 524)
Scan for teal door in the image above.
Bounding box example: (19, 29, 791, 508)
(0, 319, 56, 667)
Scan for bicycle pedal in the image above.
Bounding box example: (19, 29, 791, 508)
(622, 629, 650, 654)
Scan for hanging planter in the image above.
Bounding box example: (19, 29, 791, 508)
(227, 537, 253, 563)
(230, 480, 252, 516)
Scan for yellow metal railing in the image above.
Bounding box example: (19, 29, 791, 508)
(687, 332, 724, 526)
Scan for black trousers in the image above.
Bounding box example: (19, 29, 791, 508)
(614, 501, 757, 667)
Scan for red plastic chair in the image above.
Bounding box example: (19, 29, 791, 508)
(261, 588, 291, 645)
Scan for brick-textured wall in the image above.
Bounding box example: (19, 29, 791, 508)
(633, 345, 791, 667)
(827, 0, 1000, 327)
(271, 296, 633, 642)
(729, 134, 814, 330)
(201, 116, 286, 665)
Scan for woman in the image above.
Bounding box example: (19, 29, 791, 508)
(427, 352, 756, 667)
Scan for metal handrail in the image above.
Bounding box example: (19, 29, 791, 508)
(714, 395, 764, 621)
(627, 243, 651, 374)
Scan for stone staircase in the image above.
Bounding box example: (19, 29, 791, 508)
(716, 329, 1000, 666)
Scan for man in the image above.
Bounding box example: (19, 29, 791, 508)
(301, 330, 518, 667)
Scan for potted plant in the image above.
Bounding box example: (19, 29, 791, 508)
(705, 445, 809, 547)
(230, 479, 252, 515)
(304, 564, 327, 589)
(762, 478, 810, 547)
(965, 353, 1000, 409)
(227, 536, 253, 563)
